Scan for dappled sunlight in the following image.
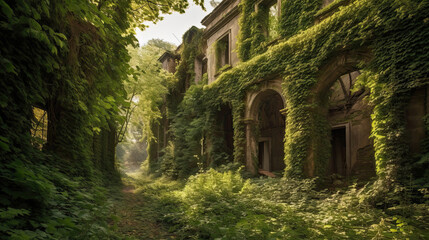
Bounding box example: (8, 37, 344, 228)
(115, 168, 429, 239)
(1, 0, 428, 238)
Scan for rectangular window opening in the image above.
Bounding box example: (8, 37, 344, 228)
(32, 107, 48, 149)
(202, 57, 207, 76)
(215, 33, 230, 71)
(257, 0, 279, 41)
(268, 2, 279, 40)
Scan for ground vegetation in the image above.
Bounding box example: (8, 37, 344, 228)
(0, 0, 203, 238)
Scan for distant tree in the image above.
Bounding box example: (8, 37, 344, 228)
(147, 39, 176, 51)
(125, 39, 176, 143)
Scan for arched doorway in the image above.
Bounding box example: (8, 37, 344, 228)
(315, 55, 375, 180)
(326, 70, 369, 177)
(246, 86, 286, 174)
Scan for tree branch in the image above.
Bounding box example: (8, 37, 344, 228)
(116, 87, 136, 145)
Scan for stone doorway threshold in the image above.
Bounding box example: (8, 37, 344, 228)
(258, 169, 277, 178)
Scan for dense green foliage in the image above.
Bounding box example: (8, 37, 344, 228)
(277, 0, 321, 39)
(0, 0, 204, 238)
(174, 27, 204, 94)
(132, 169, 429, 239)
(145, 27, 236, 178)
(143, 9, 429, 240)
(165, 84, 235, 178)
(155, 0, 429, 184)
(126, 40, 175, 142)
(237, 0, 321, 61)
(0, 161, 121, 239)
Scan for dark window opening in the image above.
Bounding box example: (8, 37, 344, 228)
(330, 127, 347, 176)
(222, 104, 234, 156)
(256, 90, 285, 172)
(213, 104, 234, 164)
(329, 70, 364, 111)
(215, 33, 230, 71)
(202, 57, 207, 76)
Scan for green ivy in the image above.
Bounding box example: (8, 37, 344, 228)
(0, 0, 205, 237)
(237, 0, 322, 61)
(235, 0, 428, 180)
(150, 0, 428, 187)
(278, 0, 322, 39)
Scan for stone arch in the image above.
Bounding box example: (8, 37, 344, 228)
(306, 49, 375, 180)
(313, 50, 369, 98)
(245, 79, 286, 174)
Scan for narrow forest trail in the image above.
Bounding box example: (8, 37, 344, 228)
(113, 182, 176, 239)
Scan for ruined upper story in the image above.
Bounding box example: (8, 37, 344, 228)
(160, 0, 351, 84)
(201, 0, 241, 84)
(158, 50, 180, 74)
(200, 0, 347, 84)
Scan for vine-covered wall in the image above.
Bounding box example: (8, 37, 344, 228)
(0, 1, 133, 236)
(237, 0, 322, 61)
(233, 0, 428, 180)
(157, 0, 428, 184)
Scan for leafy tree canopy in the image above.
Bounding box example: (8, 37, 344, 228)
(0, 0, 204, 238)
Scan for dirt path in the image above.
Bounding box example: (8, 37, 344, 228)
(113, 184, 175, 239)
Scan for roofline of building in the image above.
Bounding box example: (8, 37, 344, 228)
(158, 50, 180, 62)
(202, 5, 239, 39)
(201, 0, 236, 26)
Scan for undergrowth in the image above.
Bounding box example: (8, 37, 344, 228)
(133, 167, 429, 240)
(0, 160, 123, 239)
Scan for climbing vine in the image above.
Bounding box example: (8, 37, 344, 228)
(278, 0, 321, 39)
(234, 0, 428, 180)
(237, 0, 321, 61)
(159, 0, 429, 184)
(0, 0, 205, 237)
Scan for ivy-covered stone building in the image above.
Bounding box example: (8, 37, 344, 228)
(156, 0, 428, 182)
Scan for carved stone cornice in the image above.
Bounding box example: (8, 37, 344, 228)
(201, 0, 236, 26)
(202, 6, 240, 39)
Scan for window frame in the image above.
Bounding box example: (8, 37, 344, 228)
(255, 0, 281, 40)
(215, 30, 231, 71)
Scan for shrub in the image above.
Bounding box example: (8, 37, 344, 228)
(141, 167, 429, 239)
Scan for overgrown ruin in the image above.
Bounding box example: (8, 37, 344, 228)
(153, 0, 428, 183)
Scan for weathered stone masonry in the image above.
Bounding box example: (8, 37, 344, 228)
(158, 0, 428, 180)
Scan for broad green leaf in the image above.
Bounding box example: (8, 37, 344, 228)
(0, 0, 13, 20)
(106, 96, 115, 102)
(28, 18, 42, 31)
(78, 101, 88, 112)
(1, 57, 17, 75)
(0, 136, 10, 152)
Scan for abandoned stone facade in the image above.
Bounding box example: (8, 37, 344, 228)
(158, 0, 428, 180)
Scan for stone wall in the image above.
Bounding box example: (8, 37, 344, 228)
(206, 14, 240, 84)
(161, 57, 177, 74)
